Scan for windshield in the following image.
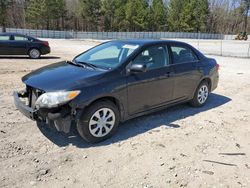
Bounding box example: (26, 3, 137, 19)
(74, 41, 140, 69)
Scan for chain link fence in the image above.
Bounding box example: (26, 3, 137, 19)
(3, 27, 225, 39)
(171, 39, 250, 58)
(1, 27, 250, 58)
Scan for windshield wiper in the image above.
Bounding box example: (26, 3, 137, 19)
(68, 60, 110, 70)
(74, 60, 99, 70)
(66, 60, 86, 68)
(67, 60, 98, 70)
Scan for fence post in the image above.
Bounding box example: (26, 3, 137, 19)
(197, 32, 200, 50)
(221, 33, 223, 56)
(248, 43, 250, 58)
(220, 39, 223, 56)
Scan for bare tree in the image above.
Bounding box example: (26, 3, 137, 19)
(0, 0, 13, 32)
(243, 0, 250, 32)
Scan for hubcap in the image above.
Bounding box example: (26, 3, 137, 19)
(89, 108, 115, 137)
(30, 49, 40, 58)
(197, 85, 209, 104)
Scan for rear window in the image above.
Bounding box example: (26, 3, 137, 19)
(170, 45, 198, 64)
(0, 36, 10, 41)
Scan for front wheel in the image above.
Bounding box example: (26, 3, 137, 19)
(29, 48, 41, 59)
(77, 101, 120, 143)
(190, 81, 209, 107)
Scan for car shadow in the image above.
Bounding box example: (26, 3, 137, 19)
(37, 93, 231, 148)
(0, 56, 60, 59)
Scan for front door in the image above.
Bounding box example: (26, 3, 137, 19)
(0, 35, 11, 55)
(127, 45, 175, 115)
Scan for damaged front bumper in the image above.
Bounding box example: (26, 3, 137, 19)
(13, 90, 75, 133)
(13, 91, 38, 120)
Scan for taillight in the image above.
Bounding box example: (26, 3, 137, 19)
(42, 41, 49, 47)
(216, 64, 220, 70)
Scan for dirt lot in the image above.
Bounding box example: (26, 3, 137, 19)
(0, 39, 250, 188)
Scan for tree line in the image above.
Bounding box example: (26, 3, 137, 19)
(0, 0, 249, 34)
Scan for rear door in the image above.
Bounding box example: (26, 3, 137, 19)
(127, 44, 175, 115)
(169, 44, 202, 100)
(8, 35, 29, 55)
(0, 35, 11, 55)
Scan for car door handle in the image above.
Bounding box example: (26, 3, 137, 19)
(165, 72, 175, 77)
(197, 66, 203, 72)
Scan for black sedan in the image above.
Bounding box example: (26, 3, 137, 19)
(14, 40, 219, 143)
(0, 33, 50, 59)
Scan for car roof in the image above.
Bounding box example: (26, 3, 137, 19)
(112, 39, 205, 59)
(0, 32, 34, 38)
(113, 39, 189, 46)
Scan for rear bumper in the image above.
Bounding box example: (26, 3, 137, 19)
(13, 91, 38, 120)
(211, 71, 219, 91)
(40, 46, 51, 55)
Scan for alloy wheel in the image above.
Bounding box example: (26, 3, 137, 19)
(197, 85, 209, 104)
(29, 49, 40, 59)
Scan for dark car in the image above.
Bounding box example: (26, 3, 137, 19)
(0, 33, 50, 59)
(14, 40, 219, 143)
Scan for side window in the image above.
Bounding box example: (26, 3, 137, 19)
(0, 36, 10, 41)
(133, 45, 169, 70)
(170, 45, 198, 64)
(14, 36, 28, 41)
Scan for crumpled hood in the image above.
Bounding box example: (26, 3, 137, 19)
(22, 61, 105, 91)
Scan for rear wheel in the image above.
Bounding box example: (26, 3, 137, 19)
(190, 81, 209, 107)
(29, 48, 41, 59)
(77, 101, 120, 143)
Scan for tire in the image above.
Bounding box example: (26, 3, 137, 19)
(190, 81, 209, 107)
(76, 100, 120, 143)
(28, 48, 41, 59)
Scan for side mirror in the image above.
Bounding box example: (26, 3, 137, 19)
(129, 63, 147, 73)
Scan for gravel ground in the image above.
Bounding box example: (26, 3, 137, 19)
(0, 39, 250, 188)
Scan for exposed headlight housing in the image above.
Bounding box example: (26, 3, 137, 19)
(35, 90, 81, 109)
